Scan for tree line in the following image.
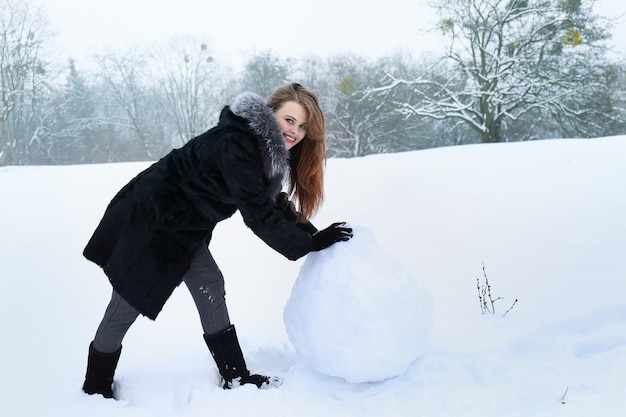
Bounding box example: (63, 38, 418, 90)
(1, 0, 624, 166)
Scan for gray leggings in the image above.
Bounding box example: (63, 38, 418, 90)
(92, 244, 230, 353)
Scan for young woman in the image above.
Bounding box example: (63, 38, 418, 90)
(81, 83, 353, 398)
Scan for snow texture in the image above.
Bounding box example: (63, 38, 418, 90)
(284, 225, 434, 383)
(1, 136, 626, 417)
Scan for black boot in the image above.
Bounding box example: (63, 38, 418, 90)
(82, 342, 122, 399)
(203, 325, 282, 389)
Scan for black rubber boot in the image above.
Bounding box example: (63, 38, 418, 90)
(82, 342, 122, 399)
(203, 325, 282, 389)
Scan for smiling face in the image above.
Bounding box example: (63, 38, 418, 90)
(275, 101, 308, 150)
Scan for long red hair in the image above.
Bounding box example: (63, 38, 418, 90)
(268, 83, 326, 221)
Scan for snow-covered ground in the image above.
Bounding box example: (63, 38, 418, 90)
(1, 136, 625, 416)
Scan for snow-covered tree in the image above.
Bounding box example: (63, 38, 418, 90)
(42, 59, 102, 163)
(0, 0, 52, 165)
(240, 51, 291, 100)
(322, 53, 440, 157)
(375, 0, 616, 143)
(324, 55, 387, 157)
(94, 48, 171, 160)
(149, 36, 226, 147)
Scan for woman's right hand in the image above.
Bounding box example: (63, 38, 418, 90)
(311, 222, 353, 251)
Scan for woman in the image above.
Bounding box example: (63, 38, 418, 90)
(81, 83, 353, 398)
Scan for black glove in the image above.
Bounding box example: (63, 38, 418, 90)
(311, 222, 353, 252)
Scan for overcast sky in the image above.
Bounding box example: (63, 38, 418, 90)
(43, 0, 625, 69)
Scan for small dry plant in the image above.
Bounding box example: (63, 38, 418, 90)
(476, 262, 518, 316)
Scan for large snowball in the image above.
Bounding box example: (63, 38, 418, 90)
(283, 225, 434, 383)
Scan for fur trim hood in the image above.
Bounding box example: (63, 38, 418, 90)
(230, 92, 289, 181)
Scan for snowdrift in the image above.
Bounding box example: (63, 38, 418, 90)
(1, 137, 625, 417)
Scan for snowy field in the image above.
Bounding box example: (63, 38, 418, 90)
(1, 136, 625, 417)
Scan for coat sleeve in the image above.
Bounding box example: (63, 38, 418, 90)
(275, 192, 318, 234)
(215, 134, 314, 260)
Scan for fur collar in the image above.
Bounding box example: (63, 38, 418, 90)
(230, 92, 289, 182)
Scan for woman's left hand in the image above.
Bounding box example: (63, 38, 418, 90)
(311, 222, 353, 251)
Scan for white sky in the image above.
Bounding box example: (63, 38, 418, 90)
(42, 0, 625, 69)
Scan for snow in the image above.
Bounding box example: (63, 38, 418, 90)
(284, 225, 434, 383)
(1, 136, 626, 416)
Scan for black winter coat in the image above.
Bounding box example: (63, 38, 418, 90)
(83, 93, 314, 319)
